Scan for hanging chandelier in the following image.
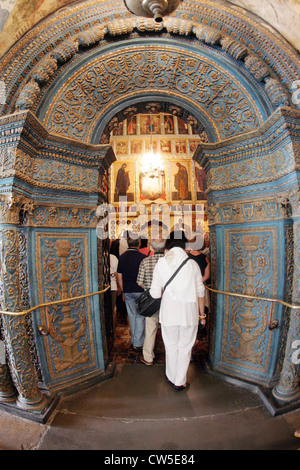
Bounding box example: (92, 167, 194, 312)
(140, 151, 164, 174)
(124, 0, 183, 23)
(140, 109, 164, 174)
(139, 109, 165, 201)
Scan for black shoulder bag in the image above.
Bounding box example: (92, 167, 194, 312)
(135, 257, 189, 317)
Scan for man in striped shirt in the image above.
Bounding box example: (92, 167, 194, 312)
(137, 237, 166, 365)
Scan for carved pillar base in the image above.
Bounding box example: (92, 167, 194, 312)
(2, 315, 47, 413)
(16, 391, 47, 411)
(272, 381, 300, 403)
(0, 364, 17, 403)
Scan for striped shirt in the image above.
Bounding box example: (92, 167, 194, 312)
(136, 251, 165, 290)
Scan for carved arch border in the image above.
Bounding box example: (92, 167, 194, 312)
(39, 38, 269, 144)
(4, 15, 297, 118)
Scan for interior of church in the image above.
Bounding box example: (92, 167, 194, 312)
(0, 0, 299, 450)
(107, 108, 209, 362)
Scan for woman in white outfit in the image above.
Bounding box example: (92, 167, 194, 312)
(150, 230, 206, 391)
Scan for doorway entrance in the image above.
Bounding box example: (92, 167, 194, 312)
(103, 108, 210, 364)
(109, 304, 209, 364)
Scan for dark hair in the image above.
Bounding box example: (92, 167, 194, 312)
(110, 239, 120, 258)
(140, 237, 148, 249)
(127, 231, 140, 248)
(165, 230, 187, 250)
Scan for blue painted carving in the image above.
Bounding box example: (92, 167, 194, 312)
(196, 107, 300, 398)
(35, 38, 271, 144)
(1, 5, 299, 137)
(0, 110, 115, 394)
(226, 229, 277, 367)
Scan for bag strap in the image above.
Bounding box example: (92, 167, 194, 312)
(163, 257, 190, 292)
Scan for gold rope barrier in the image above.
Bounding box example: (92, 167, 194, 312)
(1, 284, 299, 333)
(206, 285, 300, 331)
(0, 285, 110, 316)
(0, 285, 110, 336)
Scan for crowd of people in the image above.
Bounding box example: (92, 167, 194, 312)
(109, 229, 210, 391)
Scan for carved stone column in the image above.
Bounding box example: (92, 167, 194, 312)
(272, 190, 300, 403)
(0, 234, 17, 402)
(0, 228, 46, 411)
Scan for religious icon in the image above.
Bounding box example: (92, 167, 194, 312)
(139, 153, 166, 202)
(175, 139, 187, 153)
(194, 162, 207, 200)
(115, 163, 130, 196)
(127, 116, 137, 135)
(189, 140, 200, 153)
(113, 161, 135, 202)
(140, 114, 160, 134)
(160, 140, 172, 153)
(145, 139, 158, 153)
(171, 161, 191, 201)
(115, 140, 128, 156)
(177, 117, 188, 134)
(130, 140, 143, 154)
(164, 114, 174, 134)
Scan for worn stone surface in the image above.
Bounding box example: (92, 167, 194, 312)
(229, 0, 300, 51)
(0, 409, 47, 450)
(1, 363, 299, 450)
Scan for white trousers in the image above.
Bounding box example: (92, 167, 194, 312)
(143, 312, 159, 362)
(161, 324, 198, 387)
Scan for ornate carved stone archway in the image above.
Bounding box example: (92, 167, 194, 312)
(0, 1, 299, 420)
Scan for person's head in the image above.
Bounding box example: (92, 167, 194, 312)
(151, 237, 166, 252)
(165, 230, 187, 251)
(127, 231, 140, 248)
(110, 239, 120, 258)
(140, 237, 148, 249)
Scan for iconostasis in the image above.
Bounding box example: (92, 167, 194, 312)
(108, 112, 208, 240)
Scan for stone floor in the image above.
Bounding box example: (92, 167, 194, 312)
(0, 361, 299, 451)
(0, 312, 299, 451)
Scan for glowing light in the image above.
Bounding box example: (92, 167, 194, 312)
(140, 151, 164, 174)
(139, 151, 165, 201)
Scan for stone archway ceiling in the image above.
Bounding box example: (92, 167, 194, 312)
(33, 37, 269, 143)
(0, 0, 299, 142)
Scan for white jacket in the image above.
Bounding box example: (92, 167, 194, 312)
(150, 247, 205, 326)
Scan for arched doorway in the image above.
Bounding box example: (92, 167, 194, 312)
(104, 105, 211, 363)
(0, 1, 299, 420)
